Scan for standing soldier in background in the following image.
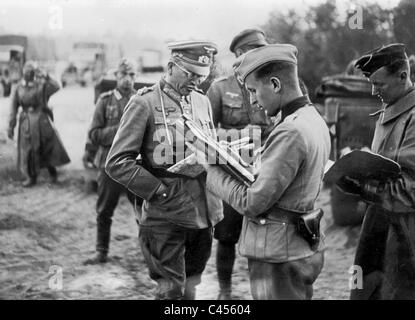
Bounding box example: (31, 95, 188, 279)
(105, 41, 223, 299)
(206, 28, 269, 300)
(7, 61, 70, 187)
(84, 59, 141, 265)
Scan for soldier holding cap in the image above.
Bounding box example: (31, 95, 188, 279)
(8, 61, 69, 187)
(105, 41, 223, 299)
(206, 27, 269, 300)
(194, 44, 330, 299)
(84, 58, 139, 265)
(337, 44, 415, 299)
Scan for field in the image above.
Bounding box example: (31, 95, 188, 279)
(0, 86, 360, 300)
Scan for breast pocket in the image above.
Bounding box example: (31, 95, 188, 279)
(153, 116, 180, 145)
(105, 105, 120, 126)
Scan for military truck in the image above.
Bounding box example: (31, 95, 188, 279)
(316, 74, 382, 226)
(62, 42, 107, 87)
(0, 35, 28, 96)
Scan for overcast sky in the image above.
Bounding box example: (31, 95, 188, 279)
(0, 0, 400, 43)
(0, 0, 401, 65)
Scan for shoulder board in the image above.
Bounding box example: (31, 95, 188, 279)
(135, 86, 154, 96)
(99, 90, 113, 99)
(284, 113, 298, 123)
(213, 76, 227, 83)
(113, 89, 122, 101)
(193, 87, 204, 94)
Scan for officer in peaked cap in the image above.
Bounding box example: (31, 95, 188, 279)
(336, 43, 415, 300)
(200, 44, 330, 299)
(168, 40, 217, 77)
(206, 28, 270, 300)
(105, 41, 223, 299)
(83, 58, 138, 265)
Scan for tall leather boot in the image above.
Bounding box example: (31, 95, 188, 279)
(47, 166, 58, 183)
(83, 222, 110, 265)
(216, 241, 236, 300)
(22, 175, 37, 187)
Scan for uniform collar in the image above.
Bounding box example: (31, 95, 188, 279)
(381, 87, 415, 124)
(114, 88, 134, 100)
(280, 95, 311, 122)
(159, 77, 185, 106)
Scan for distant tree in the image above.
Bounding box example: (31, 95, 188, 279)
(262, 9, 303, 44)
(394, 0, 415, 55)
(261, 0, 395, 99)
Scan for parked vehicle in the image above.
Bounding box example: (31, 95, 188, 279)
(0, 35, 28, 96)
(62, 42, 107, 87)
(316, 74, 382, 226)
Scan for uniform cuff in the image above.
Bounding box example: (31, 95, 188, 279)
(126, 167, 163, 201)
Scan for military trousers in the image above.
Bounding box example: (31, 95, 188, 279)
(214, 201, 243, 244)
(247, 251, 324, 300)
(139, 223, 213, 300)
(96, 169, 136, 254)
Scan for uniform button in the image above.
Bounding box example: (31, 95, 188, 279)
(162, 193, 167, 198)
(260, 219, 266, 225)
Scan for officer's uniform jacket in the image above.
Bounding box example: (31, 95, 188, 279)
(207, 75, 251, 130)
(105, 79, 223, 228)
(207, 74, 269, 132)
(352, 87, 415, 300)
(88, 88, 135, 169)
(206, 97, 331, 262)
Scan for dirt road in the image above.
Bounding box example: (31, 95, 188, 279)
(0, 86, 360, 300)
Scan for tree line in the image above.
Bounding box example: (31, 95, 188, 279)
(261, 0, 415, 99)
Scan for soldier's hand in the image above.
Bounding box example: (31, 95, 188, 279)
(82, 151, 96, 169)
(336, 175, 363, 196)
(7, 128, 14, 140)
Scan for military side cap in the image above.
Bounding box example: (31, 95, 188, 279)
(229, 27, 268, 53)
(234, 44, 298, 83)
(355, 43, 408, 77)
(116, 58, 135, 74)
(168, 40, 218, 77)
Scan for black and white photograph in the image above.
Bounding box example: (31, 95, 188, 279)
(1, 0, 415, 303)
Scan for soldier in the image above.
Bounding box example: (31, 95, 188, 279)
(83, 59, 140, 265)
(105, 41, 223, 300)
(7, 61, 70, 187)
(206, 28, 268, 300)
(193, 44, 330, 299)
(338, 44, 415, 300)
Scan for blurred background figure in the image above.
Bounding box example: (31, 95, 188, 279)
(83, 58, 140, 265)
(7, 60, 70, 187)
